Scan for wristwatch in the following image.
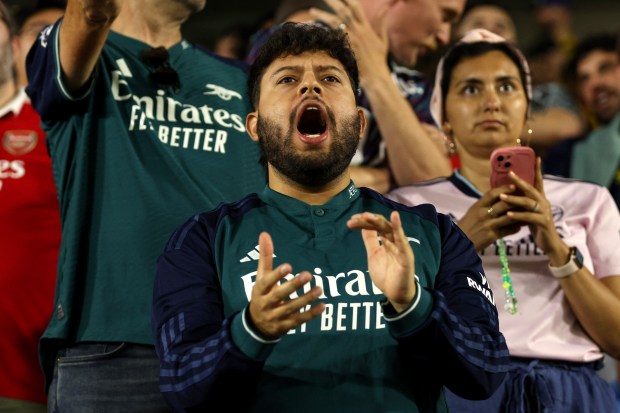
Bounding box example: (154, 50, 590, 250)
(548, 246, 583, 279)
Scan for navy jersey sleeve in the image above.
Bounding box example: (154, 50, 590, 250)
(408, 76, 434, 125)
(383, 207, 509, 400)
(25, 19, 94, 123)
(151, 212, 263, 413)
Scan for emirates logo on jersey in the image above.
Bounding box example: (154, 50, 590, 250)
(2, 130, 38, 155)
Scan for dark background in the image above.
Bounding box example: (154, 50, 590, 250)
(188, 0, 620, 51)
(6, 0, 620, 52)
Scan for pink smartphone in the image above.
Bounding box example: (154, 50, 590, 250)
(490, 146, 535, 196)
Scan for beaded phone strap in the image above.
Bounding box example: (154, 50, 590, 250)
(498, 239, 518, 314)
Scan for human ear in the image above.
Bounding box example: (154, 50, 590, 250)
(357, 107, 367, 141)
(246, 112, 259, 142)
(442, 121, 453, 137)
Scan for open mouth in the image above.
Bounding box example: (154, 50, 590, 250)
(297, 105, 327, 139)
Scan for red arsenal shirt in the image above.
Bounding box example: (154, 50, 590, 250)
(0, 90, 60, 403)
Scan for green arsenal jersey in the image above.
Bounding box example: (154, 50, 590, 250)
(153, 183, 509, 412)
(26, 22, 265, 383)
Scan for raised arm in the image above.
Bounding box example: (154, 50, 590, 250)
(312, 0, 453, 185)
(59, 0, 120, 92)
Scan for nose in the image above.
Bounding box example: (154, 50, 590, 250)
(435, 22, 451, 46)
(299, 74, 322, 96)
(484, 89, 501, 111)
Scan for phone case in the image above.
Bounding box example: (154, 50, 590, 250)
(490, 146, 535, 194)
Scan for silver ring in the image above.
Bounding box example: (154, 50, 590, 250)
(532, 202, 540, 212)
(343, 14, 353, 24)
(337, 22, 347, 31)
(487, 207, 495, 218)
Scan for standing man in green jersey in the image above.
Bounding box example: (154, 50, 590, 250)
(152, 23, 508, 412)
(25, 0, 265, 411)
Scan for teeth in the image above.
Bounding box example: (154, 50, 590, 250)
(306, 106, 318, 110)
(305, 133, 321, 138)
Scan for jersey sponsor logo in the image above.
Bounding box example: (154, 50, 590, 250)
(203, 84, 242, 101)
(2, 130, 38, 155)
(239, 244, 276, 263)
(115, 58, 133, 78)
(466, 272, 495, 305)
(480, 236, 545, 258)
(0, 160, 25, 178)
(312, 301, 386, 333)
(240, 266, 387, 333)
(110, 63, 247, 155)
(0, 159, 26, 191)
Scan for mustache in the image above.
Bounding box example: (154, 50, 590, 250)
(593, 85, 620, 97)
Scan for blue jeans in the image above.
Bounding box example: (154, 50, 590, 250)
(47, 343, 170, 413)
(446, 358, 616, 413)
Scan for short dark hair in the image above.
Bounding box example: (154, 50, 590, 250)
(15, 0, 65, 30)
(564, 33, 618, 85)
(440, 41, 531, 114)
(247, 22, 359, 110)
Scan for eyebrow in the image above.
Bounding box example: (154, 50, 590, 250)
(268, 64, 346, 79)
(457, 75, 519, 85)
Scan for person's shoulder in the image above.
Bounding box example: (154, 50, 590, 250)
(387, 177, 452, 200)
(543, 174, 612, 200)
(184, 193, 265, 231)
(544, 174, 607, 188)
(584, 114, 620, 142)
(165, 193, 264, 250)
(201, 192, 264, 222)
(359, 187, 440, 220)
(400, 176, 450, 189)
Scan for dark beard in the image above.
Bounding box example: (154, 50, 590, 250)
(257, 109, 361, 188)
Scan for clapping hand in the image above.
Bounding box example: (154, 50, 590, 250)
(347, 211, 416, 313)
(248, 232, 325, 340)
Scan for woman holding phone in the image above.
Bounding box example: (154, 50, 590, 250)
(388, 29, 620, 412)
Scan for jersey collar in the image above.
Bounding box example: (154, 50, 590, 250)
(260, 181, 361, 212)
(0, 89, 27, 118)
(449, 170, 483, 199)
